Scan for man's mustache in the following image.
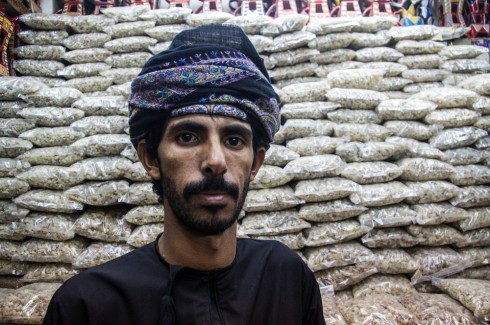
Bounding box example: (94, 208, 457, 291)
(183, 176, 239, 200)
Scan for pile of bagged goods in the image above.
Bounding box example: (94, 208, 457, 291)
(0, 6, 489, 324)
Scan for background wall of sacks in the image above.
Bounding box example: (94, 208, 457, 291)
(0, 6, 490, 324)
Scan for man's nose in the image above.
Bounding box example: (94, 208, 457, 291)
(201, 138, 227, 177)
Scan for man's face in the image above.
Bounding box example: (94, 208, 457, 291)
(152, 115, 264, 235)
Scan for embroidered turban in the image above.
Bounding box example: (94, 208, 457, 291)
(128, 24, 281, 149)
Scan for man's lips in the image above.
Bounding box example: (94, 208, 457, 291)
(192, 191, 232, 204)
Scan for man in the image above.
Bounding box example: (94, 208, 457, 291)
(43, 24, 325, 325)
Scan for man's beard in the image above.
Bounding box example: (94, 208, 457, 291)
(160, 173, 249, 235)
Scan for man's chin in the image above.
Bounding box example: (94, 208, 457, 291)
(184, 219, 236, 236)
(201, 204, 228, 213)
(177, 208, 238, 235)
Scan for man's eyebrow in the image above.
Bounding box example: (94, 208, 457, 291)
(222, 124, 252, 138)
(167, 120, 207, 134)
(166, 120, 252, 138)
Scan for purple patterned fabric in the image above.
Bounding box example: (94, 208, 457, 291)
(130, 51, 265, 110)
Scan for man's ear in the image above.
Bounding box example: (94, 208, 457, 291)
(136, 140, 161, 181)
(249, 147, 266, 181)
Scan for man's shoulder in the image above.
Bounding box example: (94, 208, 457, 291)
(239, 237, 294, 252)
(56, 241, 164, 296)
(237, 238, 306, 269)
(88, 241, 161, 275)
(44, 242, 167, 325)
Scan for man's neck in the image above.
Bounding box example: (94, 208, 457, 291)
(158, 213, 237, 271)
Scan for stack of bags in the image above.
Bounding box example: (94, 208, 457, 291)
(0, 8, 489, 324)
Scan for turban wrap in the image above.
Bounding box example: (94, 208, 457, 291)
(128, 24, 281, 149)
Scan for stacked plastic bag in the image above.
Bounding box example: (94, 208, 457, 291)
(0, 9, 489, 324)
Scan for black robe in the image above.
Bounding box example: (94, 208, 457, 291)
(43, 237, 325, 325)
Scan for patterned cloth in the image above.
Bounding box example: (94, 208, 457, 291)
(128, 24, 281, 149)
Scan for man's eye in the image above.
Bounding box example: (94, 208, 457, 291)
(178, 133, 197, 143)
(227, 137, 244, 147)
